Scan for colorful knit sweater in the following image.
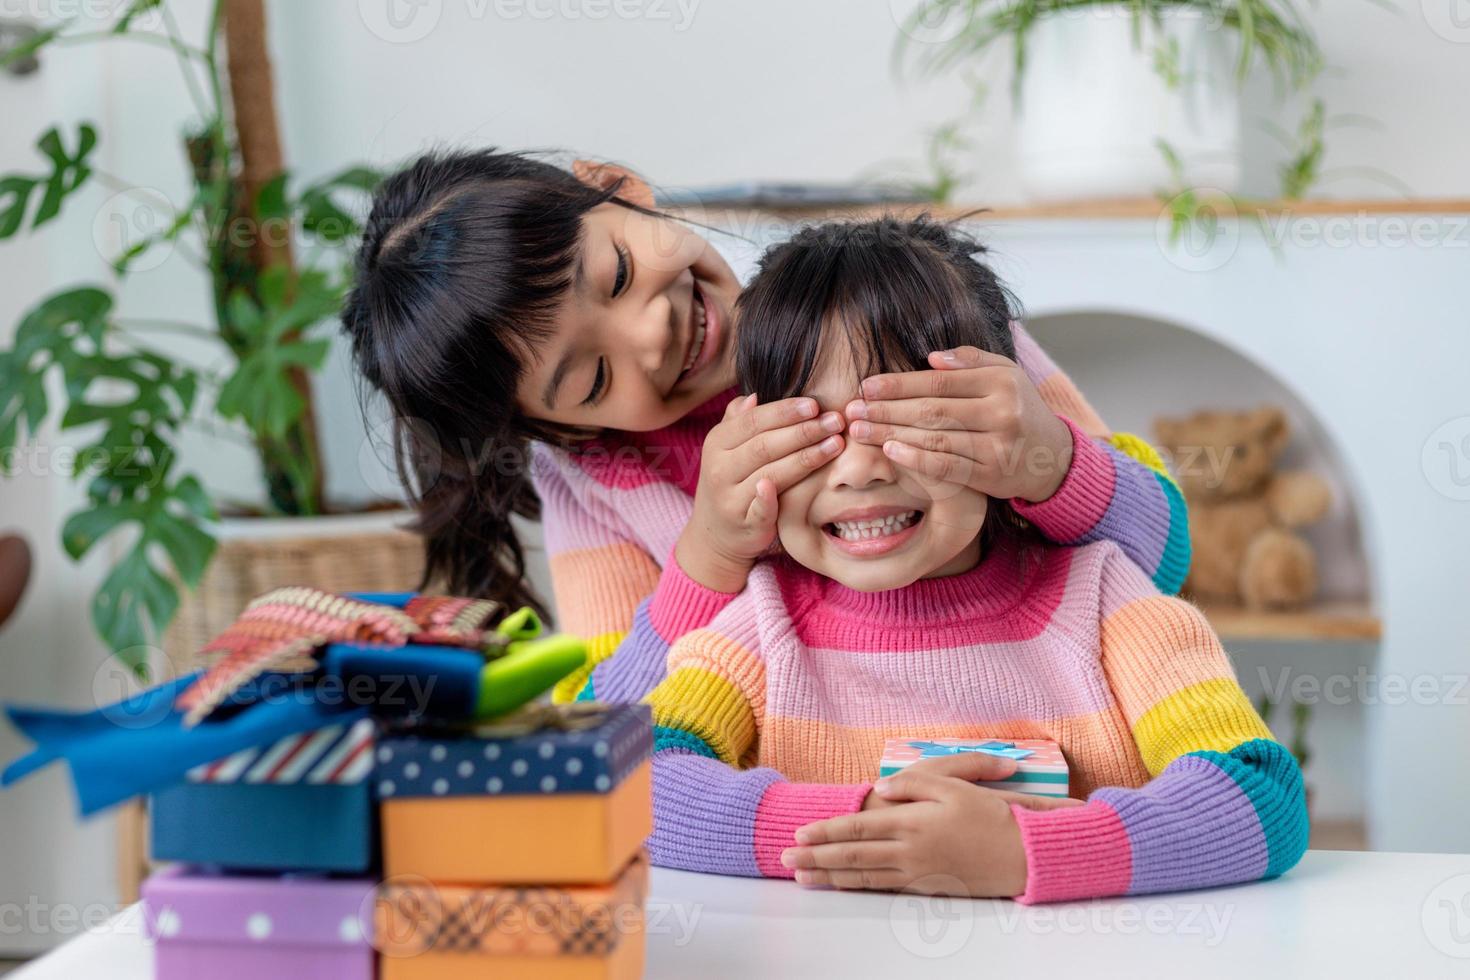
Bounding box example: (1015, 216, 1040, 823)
(535, 323, 1191, 703)
(638, 539, 1308, 903)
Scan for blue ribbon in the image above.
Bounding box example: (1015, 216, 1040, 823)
(2, 637, 488, 817)
(2, 677, 365, 816)
(906, 739, 1035, 761)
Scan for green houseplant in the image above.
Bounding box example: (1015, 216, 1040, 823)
(894, 0, 1331, 207)
(0, 0, 388, 670)
(897, 0, 1323, 89)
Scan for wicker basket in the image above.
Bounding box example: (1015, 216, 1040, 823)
(161, 514, 427, 671)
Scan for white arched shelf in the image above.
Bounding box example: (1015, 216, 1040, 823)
(1025, 308, 1378, 628)
(1026, 308, 1381, 849)
(972, 217, 1470, 854)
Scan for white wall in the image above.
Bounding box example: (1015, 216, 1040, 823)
(0, 27, 134, 957)
(268, 1, 1470, 202)
(0, 1, 249, 954)
(11, 1, 1467, 518)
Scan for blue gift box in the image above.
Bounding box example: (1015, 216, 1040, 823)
(149, 717, 377, 873)
(374, 703, 651, 798)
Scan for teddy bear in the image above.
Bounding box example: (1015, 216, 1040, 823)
(1153, 406, 1331, 610)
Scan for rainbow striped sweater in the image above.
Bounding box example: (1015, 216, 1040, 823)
(535, 323, 1191, 704)
(639, 539, 1308, 903)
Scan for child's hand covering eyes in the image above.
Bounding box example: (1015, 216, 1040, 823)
(780, 751, 1083, 897)
(675, 393, 846, 593)
(846, 346, 1074, 504)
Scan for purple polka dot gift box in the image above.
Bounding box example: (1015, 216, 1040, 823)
(376, 703, 652, 884)
(141, 866, 375, 980)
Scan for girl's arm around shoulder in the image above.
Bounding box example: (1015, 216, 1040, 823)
(1009, 322, 1192, 594)
(1010, 544, 1308, 903)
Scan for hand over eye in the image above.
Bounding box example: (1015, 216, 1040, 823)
(845, 347, 1074, 504)
(676, 394, 845, 592)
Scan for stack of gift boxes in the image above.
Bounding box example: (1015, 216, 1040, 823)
(5, 582, 1080, 978)
(141, 702, 653, 980)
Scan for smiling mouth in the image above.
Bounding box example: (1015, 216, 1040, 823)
(674, 282, 709, 386)
(823, 514, 923, 567)
(824, 510, 922, 542)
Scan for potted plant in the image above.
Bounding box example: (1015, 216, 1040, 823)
(895, 0, 1325, 201)
(0, 0, 423, 679)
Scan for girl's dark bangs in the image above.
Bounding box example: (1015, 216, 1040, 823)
(737, 215, 1019, 405)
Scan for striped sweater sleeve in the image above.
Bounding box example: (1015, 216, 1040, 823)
(1010, 322, 1191, 594)
(1009, 546, 1309, 904)
(575, 551, 739, 704)
(640, 599, 870, 877)
(532, 448, 735, 703)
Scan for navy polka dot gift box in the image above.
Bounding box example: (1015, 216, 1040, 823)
(376, 703, 653, 884)
(374, 703, 650, 799)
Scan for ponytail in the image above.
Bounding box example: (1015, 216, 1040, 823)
(398, 416, 547, 618)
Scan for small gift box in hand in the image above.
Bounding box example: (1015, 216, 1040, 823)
(879, 738, 1070, 797)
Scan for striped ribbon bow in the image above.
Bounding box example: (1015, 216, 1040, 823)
(186, 716, 378, 785)
(175, 588, 510, 727)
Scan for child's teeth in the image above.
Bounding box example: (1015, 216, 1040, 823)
(683, 295, 707, 372)
(830, 511, 918, 541)
(683, 320, 706, 371)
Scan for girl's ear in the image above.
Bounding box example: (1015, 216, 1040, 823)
(571, 160, 656, 210)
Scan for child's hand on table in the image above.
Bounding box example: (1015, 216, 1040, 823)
(845, 346, 1073, 504)
(781, 752, 1083, 898)
(677, 393, 845, 592)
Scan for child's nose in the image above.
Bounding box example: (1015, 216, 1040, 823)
(827, 433, 897, 491)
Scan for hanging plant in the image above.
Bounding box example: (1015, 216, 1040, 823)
(893, 0, 1339, 216)
(896, 0, 1324, 93)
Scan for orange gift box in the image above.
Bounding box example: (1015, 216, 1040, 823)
(376, 851, 648, 980)
(381, 759, 652, 884)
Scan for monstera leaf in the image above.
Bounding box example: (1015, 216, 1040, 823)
(0, 125, 97, 239)
(1, 287, 214, 672)
(0, 1, 386, 665)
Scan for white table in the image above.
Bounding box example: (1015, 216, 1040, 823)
(14, 850, 1470, 978)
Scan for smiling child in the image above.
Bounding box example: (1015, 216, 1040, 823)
(633, 217, 1307, 902)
